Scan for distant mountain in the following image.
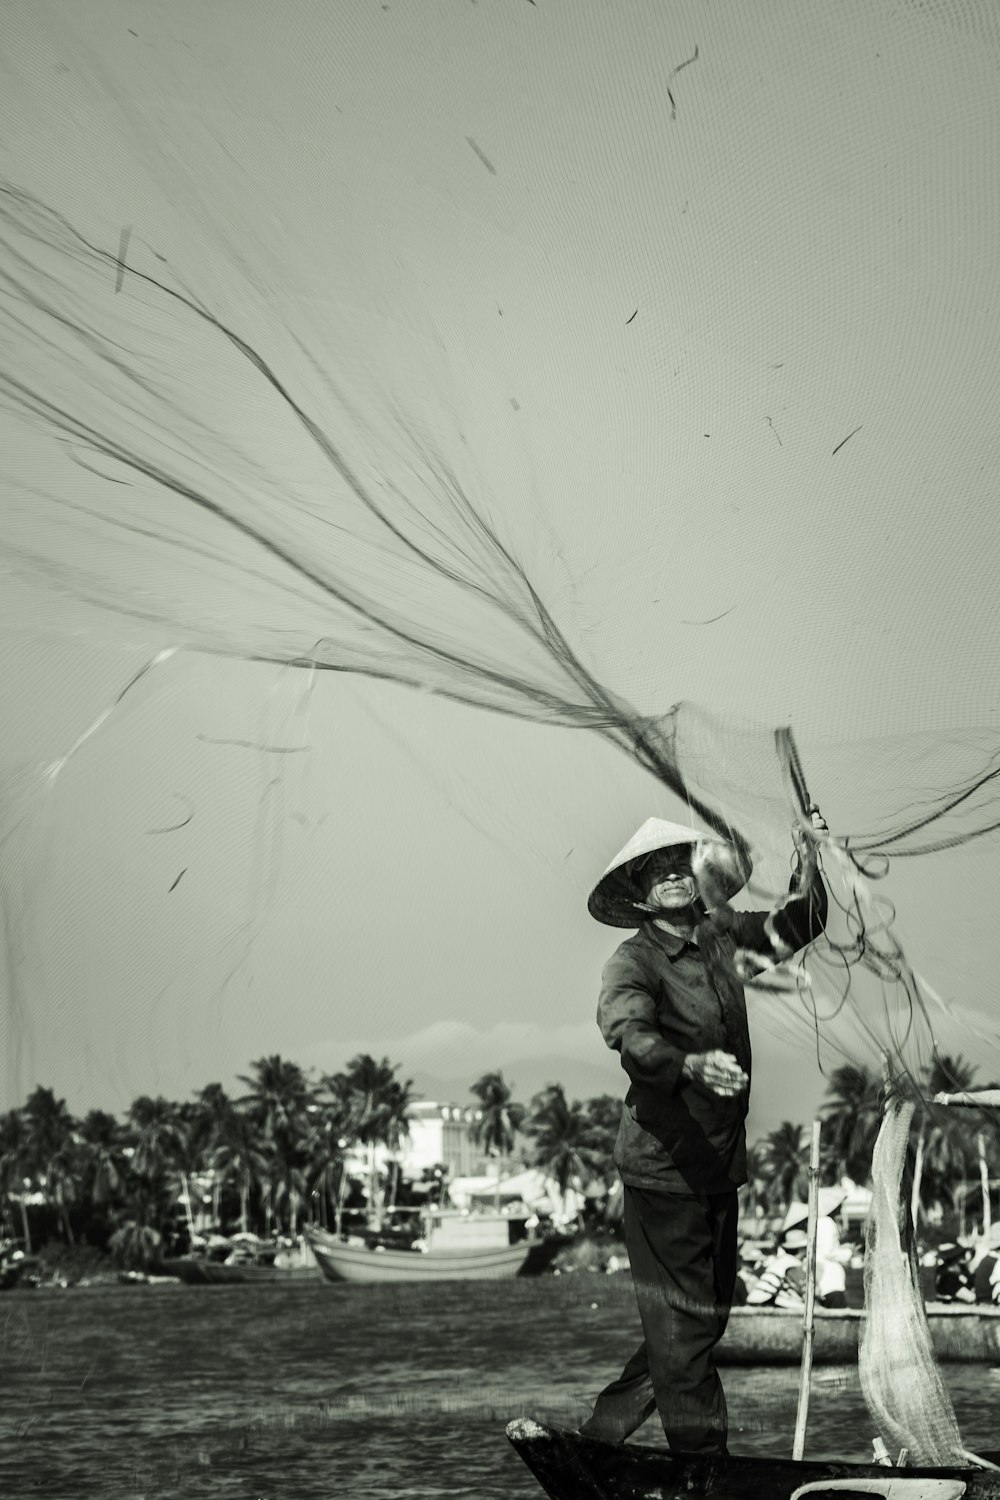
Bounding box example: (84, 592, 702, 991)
(298, 1018, 622, 1109)
(298, 1013, 825, 1142)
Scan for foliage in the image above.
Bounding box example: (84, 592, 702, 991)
(108, 1217, 163, 1271)
(469, 1071, 525, 1158)
(755, 1121, 811, 1210)
(820, 1064, 883, 1185)
(469, 1071, 526, 1208)
(909, 1054, 993, 1227)
(521, 1084, 608, 1197)
(4, 1045, 995, 1260)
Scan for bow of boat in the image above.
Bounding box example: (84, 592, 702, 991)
(505, 1419, 1000, 1500)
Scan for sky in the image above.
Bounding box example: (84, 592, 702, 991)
(2, 0, 1000, 1144)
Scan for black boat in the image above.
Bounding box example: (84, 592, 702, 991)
(506, 1418, 1000, 1500)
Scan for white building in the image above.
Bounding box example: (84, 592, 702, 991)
(404, 1100, 483, 1177)
(341, 1100, 485, 1181)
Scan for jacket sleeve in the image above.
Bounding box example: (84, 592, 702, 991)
(597, 949, 686, 1095)
(732, 863, 828, 959)
(771, 860, 828, 953)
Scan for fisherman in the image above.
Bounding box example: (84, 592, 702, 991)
(972, 1247, 1000, 1305)
(579, 806, 828, 1455)
(743, 1230, 807, 1308)
(934, 1241, 976, 1303)
(772, 1189, 851, 1309)
(743, 1194, 850, 1308)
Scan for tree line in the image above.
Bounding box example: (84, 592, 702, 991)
(0, 1055, 618, 1268)
(1, 1049, 995, 1269)
(748, 1054, 1000, 1236)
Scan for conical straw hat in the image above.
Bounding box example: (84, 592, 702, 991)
(781, 1186, 848, 1231)
(587, 817, 750, 928)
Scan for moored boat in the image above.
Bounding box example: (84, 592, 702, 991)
(307, 1209, 562, 1283)
(157, 1234, 320, 1285)
(159, 1257, 320, 1285)
(506, 1417, 1000, 1500)
(717, 1304, 1000, 1365)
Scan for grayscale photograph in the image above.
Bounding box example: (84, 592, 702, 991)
(1, 2, 999, 1497)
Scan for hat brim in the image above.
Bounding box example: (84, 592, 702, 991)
(781, 1187, 847, 1233)
(588, 818, 751, 928)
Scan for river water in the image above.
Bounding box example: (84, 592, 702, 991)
(3, 1275, 1000, 1499)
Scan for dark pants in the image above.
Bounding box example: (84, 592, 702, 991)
(580, 1184, 738, 1454)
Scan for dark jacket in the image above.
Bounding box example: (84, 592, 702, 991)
(598, 873, 827, 1196)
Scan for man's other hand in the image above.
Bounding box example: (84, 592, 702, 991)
(682, 1049, 749, 1097)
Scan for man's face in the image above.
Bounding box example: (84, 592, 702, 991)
(637, 846, 697, 911)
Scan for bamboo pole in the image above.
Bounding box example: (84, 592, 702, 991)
(792, 1118, 822, 1461)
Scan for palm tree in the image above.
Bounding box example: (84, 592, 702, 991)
(210, 1110, 268, 1234)
(126, 1095, 188, 1182)
(0, 1108, 34, 1251)
(22, 1086, 81, 1245)
(381, 1077, 417, 1215)
(522, 1084, 606, 1208)
(238, 1056, 312, 1141)
(188, 1083, 237, 1226)
(469, 1071, 526, 1209)
(820, 1063, 883, 1185)
(108, 1181, 164, 1271)
(313, 1072, 364, 1236)
(756, 1121, 810, 1211)
(78, 1109, 126, 1208)
(108, 1217, 162, 1270)
(333, 1054, 405, 1230)
(582, 1095, 621, 1170)
(578, 1093, 624, 1226)
(238, 1056, 314, 1235)
(303, 1106, 342, 1230)
(125, 1095, 189, 1240)
(911, 1053, 980, 1229)
(264, 1152, 308, 1241)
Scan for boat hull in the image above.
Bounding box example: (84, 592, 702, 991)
(308, 1228, 533, 1283)
(717, 1304, 1000, 1365)
(506, 1418, 1000, 1500)
(156, 1258, 319, 1285)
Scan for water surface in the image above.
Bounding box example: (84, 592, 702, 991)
(3, 1276, 999, 1499)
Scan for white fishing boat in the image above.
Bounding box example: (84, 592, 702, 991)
(307, 1209, 561, 1283)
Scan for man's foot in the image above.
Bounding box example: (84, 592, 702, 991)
(574, 1423, 625, 1445)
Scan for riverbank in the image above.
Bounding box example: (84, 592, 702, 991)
(11, 1226, 620, 1290)
(4, 1241, 185, 1289)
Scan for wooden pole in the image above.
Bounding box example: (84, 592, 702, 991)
(792, 1118, 822, 1461)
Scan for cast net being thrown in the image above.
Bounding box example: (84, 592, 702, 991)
(2, 0, 1000, 1473)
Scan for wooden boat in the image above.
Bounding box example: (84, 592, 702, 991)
(157, 1236, 320, 1285)
(506, 1417, 1000, 1500)
(158, 1257, 320, 1285)
(717, 1303, 1000, 1365)
(307, 1210, 565, 1283)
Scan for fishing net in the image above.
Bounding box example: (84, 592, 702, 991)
(859, 1099, 965, 1467)
(1, 0, 1000, 1476)
(3, 0, 1000, 1097)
